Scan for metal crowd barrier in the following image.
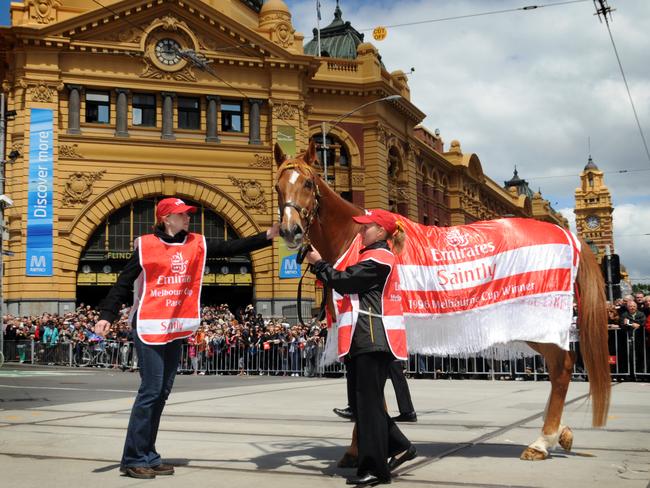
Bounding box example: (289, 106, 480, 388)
(2, 327, 648, 380)
(176, 341, 345, 377)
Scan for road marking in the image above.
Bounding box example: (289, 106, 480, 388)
(0, 370, 94, 378)
(0, 384, 137, 393)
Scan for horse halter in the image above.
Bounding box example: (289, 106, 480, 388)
(276, 162, 321, 238)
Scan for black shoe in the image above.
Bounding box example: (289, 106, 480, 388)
(388, 445, 417, 471)
(333, 406, 355, 421)
(391, 411, 417, 423)
(346, 473, 390, 486)
(120, 466, 156, 479)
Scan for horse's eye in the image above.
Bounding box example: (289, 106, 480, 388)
(304, 180, 313, 190)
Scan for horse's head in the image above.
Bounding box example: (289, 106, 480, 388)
(274, 140, 320, 250)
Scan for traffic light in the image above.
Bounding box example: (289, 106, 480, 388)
(601, 254, 620, 284)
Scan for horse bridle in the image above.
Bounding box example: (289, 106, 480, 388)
(276, 162, 321, 246)
(276, 161, 326, 326)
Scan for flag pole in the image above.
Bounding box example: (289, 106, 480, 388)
(316, 0, 322, 57)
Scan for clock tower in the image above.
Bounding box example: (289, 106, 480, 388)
(574, 156, 614, 261)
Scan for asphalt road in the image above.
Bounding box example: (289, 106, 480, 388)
(0, 364, 302, 409)
(1, 364, 649, 488)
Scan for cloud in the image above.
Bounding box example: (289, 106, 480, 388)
(613, 203, 650, 283)
(286, 0, 650, 283)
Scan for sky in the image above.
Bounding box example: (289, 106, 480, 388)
(285, 0, 650, 284)
(1, 0, 648, 283)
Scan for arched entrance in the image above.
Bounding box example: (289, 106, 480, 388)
(76, 197, 255, 311)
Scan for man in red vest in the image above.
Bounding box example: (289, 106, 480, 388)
(305, 209, 417, 486)
(95, 197, 278, 479)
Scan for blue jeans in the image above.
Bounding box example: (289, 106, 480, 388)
(121, 333, 182, 468)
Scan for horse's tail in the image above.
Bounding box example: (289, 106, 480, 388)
(576, 239, 611, 427)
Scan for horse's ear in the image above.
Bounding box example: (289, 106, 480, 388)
(274, 143, 287, 167)
(305, 139, 317, 166)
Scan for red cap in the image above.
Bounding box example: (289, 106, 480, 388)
(156, 197, 197, 222)
(352, 209, 398, 235)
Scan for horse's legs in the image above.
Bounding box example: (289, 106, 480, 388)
(338, 397, 390, 467)
(520, 343, 574, 461)
(337, 423, 359, 467)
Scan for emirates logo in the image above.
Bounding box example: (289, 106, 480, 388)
(170, 251, 188, 275)
(445, 228, 470, 247)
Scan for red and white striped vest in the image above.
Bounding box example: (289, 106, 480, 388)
(135, 233, 206, 345)
(336, 247, 408, 360)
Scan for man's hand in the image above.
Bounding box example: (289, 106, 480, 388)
(305, 248, 322, 265)
(94, 319, 111, 337)
(266, 223, 280, 239)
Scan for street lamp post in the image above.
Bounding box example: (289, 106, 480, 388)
(320, 95, 401, 182)
(0, 95, 14, 367)
(0, 93, 5, 366)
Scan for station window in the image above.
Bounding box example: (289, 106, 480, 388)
(221, 101, 242, 132)
(86, 91, 110, 124)
(133, 93, 156, 127)
(178, 96, 200, 130)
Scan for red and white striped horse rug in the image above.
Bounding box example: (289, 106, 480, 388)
(322, 217, 580, 363)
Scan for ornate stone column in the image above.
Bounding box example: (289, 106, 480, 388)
(66, 84, 82, 135)
(248, 99, 263, 145)
(115, 88, 129, 137)
(206, 95, 220, 143)
(161, 92, 175, 140)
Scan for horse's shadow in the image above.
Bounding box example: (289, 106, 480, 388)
(94, 442, 575, 476)
(244, 440, 575, 475)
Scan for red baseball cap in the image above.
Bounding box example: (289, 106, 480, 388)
(352, 209, 398, 235)
(156, 197, 197, 222)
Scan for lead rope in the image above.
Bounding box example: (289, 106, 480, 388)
(296, 243, 312, 327)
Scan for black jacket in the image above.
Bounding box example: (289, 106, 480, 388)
(311, 240, 393, 357)
(99, 228, 271, 324)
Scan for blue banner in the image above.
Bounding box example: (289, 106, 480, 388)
(279, 239, 301, 279)
(26, 108, 54, 276)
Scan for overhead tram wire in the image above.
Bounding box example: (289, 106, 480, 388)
(357, 0, 591, 32)
(593, 0, 650, 165)
(526, 167, 650, 180)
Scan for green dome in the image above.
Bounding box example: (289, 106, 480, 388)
(304, 1, 365, 59)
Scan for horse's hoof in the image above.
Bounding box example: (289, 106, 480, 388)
(338, 452, 358, 468)
(558, 426, 573, 452)
(520, 447, 548, 461)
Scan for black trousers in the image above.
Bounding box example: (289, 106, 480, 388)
(388, 360, 415, 414)
(346, 359, 415, 415)
(348, 352, 411, 480)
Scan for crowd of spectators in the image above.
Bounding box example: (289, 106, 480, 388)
(605, 292, 650, 380)
(1, 303, 327, 376)
(3, 292, 649, 379)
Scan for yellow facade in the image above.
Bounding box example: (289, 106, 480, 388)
(574, 157, 614, 261)
(0, 0, 566, 316)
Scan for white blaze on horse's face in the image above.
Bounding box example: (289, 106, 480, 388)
(276, 165, 317, 250)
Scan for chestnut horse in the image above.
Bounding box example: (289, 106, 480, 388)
(274, 141, 610, 461)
